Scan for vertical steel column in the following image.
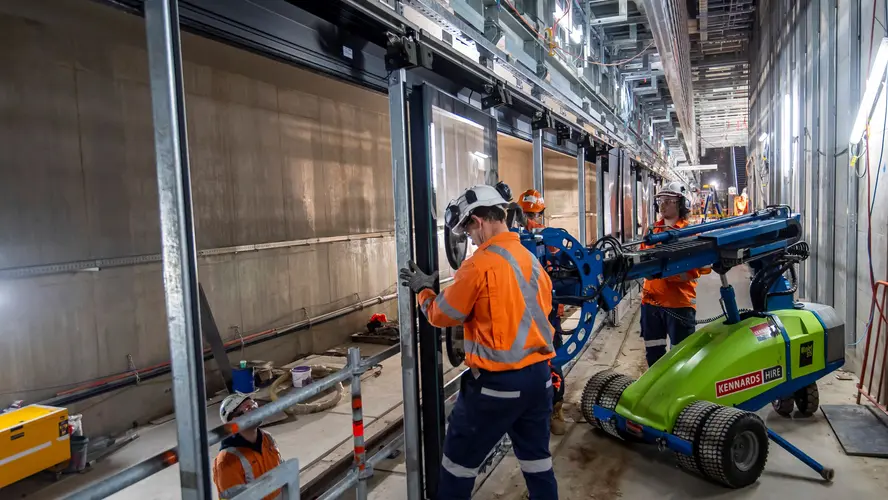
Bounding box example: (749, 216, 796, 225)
(409, 85, 445, 498)
(822, 0, 838, 307)
(349, 348, 368, 500)
(597, 150, 606, 240)
(387, 69, 423, 500)
(809, 0, 822, 302)
(532, 129, 544, 193)
(577, 146, 587, 244)
(798, 2, 808, 293)
(144, 1, 212, 498)
(844, 0, 860, 342)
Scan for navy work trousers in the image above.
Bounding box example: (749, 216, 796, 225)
(437, 361, 558, 500)
(640, 303, 696, 366)
(549, 307, 565, 404)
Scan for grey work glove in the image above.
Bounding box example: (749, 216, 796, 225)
(399, 261, 439, 294)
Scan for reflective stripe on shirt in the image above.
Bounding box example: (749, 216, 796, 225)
(434, 294, 467, 322)
(463, 244, 554, 364)
(223, 448, 255, 482)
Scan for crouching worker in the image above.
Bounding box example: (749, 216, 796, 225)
(400, 184, 559, 500)
(213, 394, 283, 500)
(641, 181, 711, 367)
(517, 188, 566, 435)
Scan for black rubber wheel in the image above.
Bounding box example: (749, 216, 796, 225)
(597, 375, 635, 438)
(673, 401, 721, 476)
(793, 383, 820, 417)
(771, 397, 795, 417)
(697, 406, 769, 488)
(444, 326, 465, 366)
(580, 370, 621, 428)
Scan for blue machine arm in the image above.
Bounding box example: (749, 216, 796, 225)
(520, 206, 804, 366)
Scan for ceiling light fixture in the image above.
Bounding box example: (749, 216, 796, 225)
(674, 164, 718, 171)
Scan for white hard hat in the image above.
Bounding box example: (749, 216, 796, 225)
(656, 181, 687, 199)
(444, 184, 510, 235)
(219, 393, 252, 424)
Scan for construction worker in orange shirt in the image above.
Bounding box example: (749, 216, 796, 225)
(213, 393, 283, 500)
(641, 181, 711, 366)
(734, 187, 749, 215)
(400, 184, 558, 500)
(517, 188, 566, 436)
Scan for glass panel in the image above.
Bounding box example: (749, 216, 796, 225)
(585, 161, 598, 245)
(604, 163, 617, 237)
(496, 133, 533, 198)
(637, 178, 648, 234)
(543, 148, 579, 239)
(430, 106, 492, 279)
(622, 157, 634, 241)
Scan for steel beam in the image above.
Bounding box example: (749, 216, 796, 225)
(143, 1, 212, 498)
(578, 146, 587, 244)
(409, 84, 446, 498)
(822, 0, 837, 307)
(808, 0, 821, 301)
(533, 129, 544, 193)
(845, 0, 859, 342)
(386, 69, 423, 500)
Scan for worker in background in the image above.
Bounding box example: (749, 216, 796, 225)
(641, 181, 711, 367)
(734, 187, 749, 215)
(517, 188, 566, 436)
(400, 184, 558, 500)
(213, 393, 283, 500)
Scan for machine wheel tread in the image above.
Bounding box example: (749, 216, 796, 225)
(793, 383, 819, 417)
(771, 396, 794, 417)
(598, 375, 635, 438)
(698, 406, 769, 488)
(580, 370, 621, 428)
(673, 401, 720, 475)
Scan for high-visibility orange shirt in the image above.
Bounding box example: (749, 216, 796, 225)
(417, 231, 555, 372)
(526, 218, 545, 230)
(213, 430, 283, 500)
(734, 196, 748, 215)
(641, 218, 711, 309)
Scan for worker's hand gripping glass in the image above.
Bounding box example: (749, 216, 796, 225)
(399, 261, 439, 294)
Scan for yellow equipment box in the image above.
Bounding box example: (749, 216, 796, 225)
(0, 405, 70, 488)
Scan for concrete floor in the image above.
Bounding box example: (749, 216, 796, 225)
(8, 270, 888, 499)
(4, 343, 464, 500)
(472, 269, 888, 500)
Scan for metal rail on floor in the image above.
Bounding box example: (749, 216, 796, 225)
(63, 345, 398, 500)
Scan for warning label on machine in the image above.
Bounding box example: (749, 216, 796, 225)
(750, 322, 776, 342)
(716, 365, 783, 398)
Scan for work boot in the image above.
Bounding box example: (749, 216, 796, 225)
(550, 402, 566, 435)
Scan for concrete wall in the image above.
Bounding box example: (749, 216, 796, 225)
(749, 0, 888, 377)
(498, 134, 534, 194)
(0, 0, 398, 435)
(543, 149, 581, 239)
(496, 134, 597, 243)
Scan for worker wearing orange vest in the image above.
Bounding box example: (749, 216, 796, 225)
(734, 187, 749, 215)
(517, 189, 566, 436)
(641, 182, 711, 366)
(213, 394, 283, 500)
(400, 184, 558, 500)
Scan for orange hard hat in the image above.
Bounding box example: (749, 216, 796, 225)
(518, 189, 545, 213)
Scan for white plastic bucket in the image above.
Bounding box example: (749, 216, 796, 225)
(291, 366, 312, 388)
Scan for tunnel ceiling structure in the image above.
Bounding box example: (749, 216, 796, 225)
(587, 0, 754, 166)
(688, 0, 754, 151)
(587, 0, 692, 165)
